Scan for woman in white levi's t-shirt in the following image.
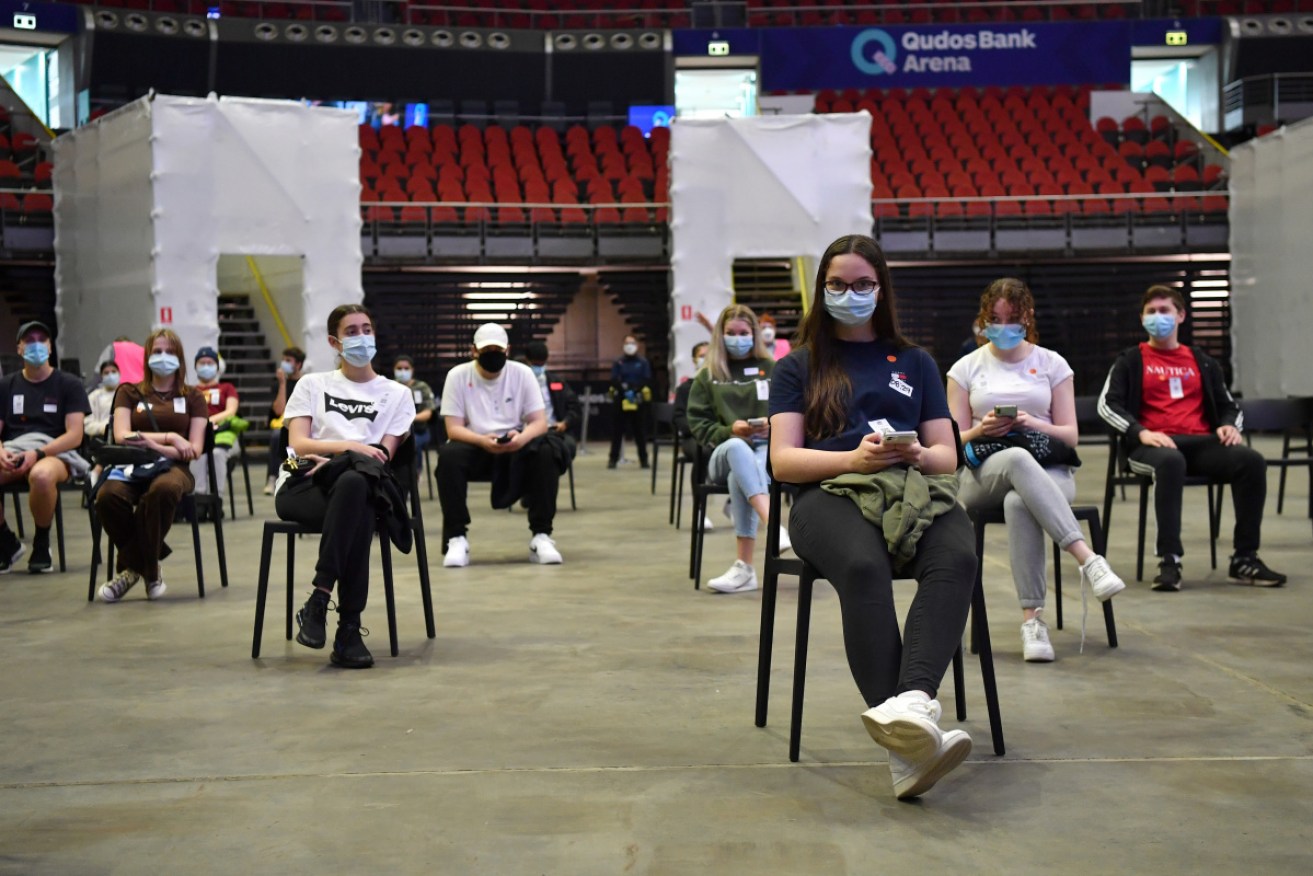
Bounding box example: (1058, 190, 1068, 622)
(947, 279, 1125, 664)
(274, 304, 416, 670)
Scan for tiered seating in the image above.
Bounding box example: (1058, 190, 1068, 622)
(360, 120, 668, 226)
(1094, 111, 1227, 215)
(0, 105, 53, 221)
(815, 85, 1226, 219)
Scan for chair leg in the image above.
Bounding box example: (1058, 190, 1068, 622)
(212, 505, 229, 589)
(414, 521, 436, 639)
(674, 462, 686, 530)
(55, 493, 66, 573)
(424, 448, 435, 502)
(1136, 482, 1149, 581)
(190, 511, 205, 598)
(1277, 436, 1290, 513)
(952, 645, 966, 722)
(970, 516, 986, 655)
(252, 527, 275, 658)
(970, 576, 1006, 756)
(1085, 512, 1118, 648)
(690, 491, 705, 586)
(285, 533, 295, 641)
(87, 505, 102, 602)
(650, 440, 659, 494)
(1051, 542, 1064, 630)
(1210, 483, 1223, 570)
(755, 562, 779, 728)
(379, 532, 399, 658)
(243, 456, 254, 517)
(11, 492, 23, 539)
(227, 467, 237, 521)
(789, 571, 815, 764)
(568, 460, 576, 511)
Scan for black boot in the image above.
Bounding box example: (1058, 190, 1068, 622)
(295, 590, 330, 649)
(330, 619, 374, 669)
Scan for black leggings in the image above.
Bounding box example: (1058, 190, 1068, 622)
(788, 487, 977, 707)
(609, 404, 648, 464)
(275, 470, 373, 616)
(1128, 434, 1267, 558)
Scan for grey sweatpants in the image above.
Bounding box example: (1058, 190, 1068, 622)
(957, 447, 1084, 610)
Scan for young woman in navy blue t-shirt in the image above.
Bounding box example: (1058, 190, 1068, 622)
(769, 234, 977, 800)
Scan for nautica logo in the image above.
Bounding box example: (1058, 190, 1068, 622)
(325, 393, 379, 421)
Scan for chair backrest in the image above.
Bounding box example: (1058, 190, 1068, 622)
(1238, 397, 1313, 434)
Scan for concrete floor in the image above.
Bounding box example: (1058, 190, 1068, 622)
(2, 440, 1312, 874)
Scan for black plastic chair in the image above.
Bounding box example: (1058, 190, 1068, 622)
(87, 424, 228, 599)
(1239, 397, 1313, 518)
(250, 433, 435, 659)
(224, 431, 255, 519)
(970, 505, 1118, 649)
(755, 463, 1006, 761)
(687, 442, 730, 588)
(648, 402, 677, 496)
(2, 473, 86, 573)
(1102, 433, 1223, 581)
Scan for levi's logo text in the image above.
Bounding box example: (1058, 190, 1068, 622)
(325, 393, 379, 421)
(852, 27, 1037, 75)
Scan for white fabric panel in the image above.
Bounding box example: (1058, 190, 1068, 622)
(1229, 117, 1313, 397)
(53, 94, 361, 373)
(53, 98, 158, 369)
(668, 113, 872, 383)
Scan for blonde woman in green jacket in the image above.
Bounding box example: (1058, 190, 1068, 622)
(686, 304, 787, 593)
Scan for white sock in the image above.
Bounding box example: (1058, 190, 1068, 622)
(900, 690, 931, 704)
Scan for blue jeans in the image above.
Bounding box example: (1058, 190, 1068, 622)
(707, 438, 769, 538)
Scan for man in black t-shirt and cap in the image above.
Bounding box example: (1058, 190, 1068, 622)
(0, 321, 92, 573)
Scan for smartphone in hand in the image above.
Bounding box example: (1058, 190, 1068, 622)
(747, 417, 767, 428)
(883, 430, 918, 445)
(993, 404, 1017, 418)
(496, 433, 513, 444)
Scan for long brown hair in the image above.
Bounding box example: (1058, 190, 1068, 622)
(137, 328, 190, 396)
(705, 304, 769, 382)
(974, 277, 1038, 346)
(797, 234, 912, 441)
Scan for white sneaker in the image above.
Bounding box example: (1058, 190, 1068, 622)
(700, 515, 715, 532)
(146, 571, 166, 601)
(861, 692, 944, 763)
(708, 559, 757, 593)
(100, 570, 141, 603)
(444, 535, 470, 568)
(1021, 611, 1055, 662)
(890, 729, 973, 800)
(529, 533, 563, 564)
(777, 526, 793, 555)
(1081, 554, 1126, 602)
(262, 475, 276, 496)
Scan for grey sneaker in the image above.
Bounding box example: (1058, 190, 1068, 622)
(100, 570, 141, 603)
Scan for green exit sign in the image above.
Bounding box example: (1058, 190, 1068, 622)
(1166, 31, 1188, 46)
(708, 40, 730, 56)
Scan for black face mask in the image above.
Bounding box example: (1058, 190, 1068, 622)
(477, 349, 507, 373)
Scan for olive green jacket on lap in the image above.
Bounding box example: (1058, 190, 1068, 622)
(686, 357, 774, 448)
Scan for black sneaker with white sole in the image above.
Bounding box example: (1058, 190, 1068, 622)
(1228, 554, 1287, 587)
(27, 541, 53, 574)
(0, 535, 24, 575)
(1152, 559, 1182, 592)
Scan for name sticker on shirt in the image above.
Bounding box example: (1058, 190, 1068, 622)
(889, 371, 914, 398)
(12, 396, 23, 414)
(755, 380, 770, 401)
(743, 366, 760, 376)
(174, 397, 187, 414)
(43, 402, 58, 414)
(1169, 376, 1184, 399)
(412, 389, 423, 404)
(208, 389, 221, 406)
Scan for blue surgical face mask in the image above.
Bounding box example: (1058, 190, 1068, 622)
(1142, 312, 1177, 340)
(984, 324, 1027, 351)
(530, 364, 546, 378)
(823, 290, 877, 326)
(102, 372, 121, 389)
(22, 341, 50, 366)
(196, 363, 218, 381)
(723, 334, 755, 359)
(394, 368, 412, 383)
(148, 353, 180, 376)
(280, 360, 296, 375)
(337, 334, 376, 367)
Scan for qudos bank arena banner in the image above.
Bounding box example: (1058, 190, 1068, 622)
(756, 21, 1132, 91)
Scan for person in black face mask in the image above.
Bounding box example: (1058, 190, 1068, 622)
(437, 323, 568, 567)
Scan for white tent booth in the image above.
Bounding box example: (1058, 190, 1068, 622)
(52, 94, 362, 374)
(668, 113, 873, 383)
(1228, 116, 1313, 398)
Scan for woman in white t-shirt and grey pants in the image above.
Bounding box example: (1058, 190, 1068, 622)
(947, 278, 1125, 663)
(275, 304, 415, 669)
